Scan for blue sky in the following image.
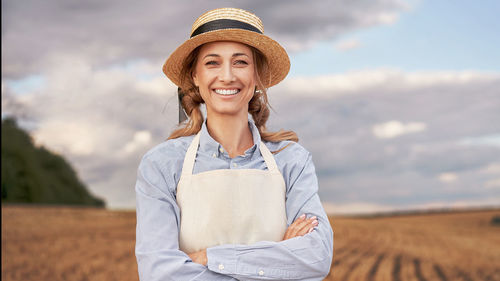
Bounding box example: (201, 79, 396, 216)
(291, 0, 500, 76)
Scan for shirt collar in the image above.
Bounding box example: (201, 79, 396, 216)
(199, 119, 261, 158)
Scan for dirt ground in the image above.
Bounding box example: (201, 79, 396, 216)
(2, 206, 499, 281)
(324, 209, 500, 281)
(2, 206, 137, 281)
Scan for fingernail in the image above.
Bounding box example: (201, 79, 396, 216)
(310, 216, 317, 220)
(312, 220, 318, 226)
(308, 228, 313, 233)
(299, 214, 306, 219)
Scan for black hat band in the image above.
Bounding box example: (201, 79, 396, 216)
(191, 19, 262, 38)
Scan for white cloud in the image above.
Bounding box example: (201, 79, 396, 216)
(33, 120, 99, 156)
(372, 120, 427, 139)
(324, 198, 500, 215)
(374, 12, 400, 24)
(485, 179, 500, 189)
(275, 69, 500, 98)
(480, 163, 500, 175)
(122, 130, 152, 154)
(459, 134, 500, 147)
(402, 199, 500, 211)
(438, 172, 458, 183)
(322, 202, 395, 215)
(334, 39, 361, 51)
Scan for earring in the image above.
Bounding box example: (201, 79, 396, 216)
(255, 89, 263, 94)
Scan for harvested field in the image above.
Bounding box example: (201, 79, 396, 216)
(2, 206, 499, 281)
(2, 206, 137, 281)
(324, 210, 500, 281)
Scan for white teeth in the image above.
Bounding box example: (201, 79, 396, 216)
(214, 89, 239, 95)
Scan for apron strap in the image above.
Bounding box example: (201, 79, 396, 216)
(181, 132, 280, 175)
(259, 141, 279, 172)
(181, 132, 201, 177)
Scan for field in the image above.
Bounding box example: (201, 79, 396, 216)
(2, 206, 499, 281)
(323, 210, 500, 281)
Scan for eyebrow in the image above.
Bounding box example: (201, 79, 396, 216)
(203, 53, 250, 59)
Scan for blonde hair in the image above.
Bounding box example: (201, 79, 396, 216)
(167, 45, 298, 143)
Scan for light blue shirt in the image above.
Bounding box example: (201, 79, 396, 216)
(135, 120, 333, 280)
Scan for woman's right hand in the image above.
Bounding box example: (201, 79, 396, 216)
(282, 214, 318, 240)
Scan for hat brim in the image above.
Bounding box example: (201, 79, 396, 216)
(163, 29, 290, 89)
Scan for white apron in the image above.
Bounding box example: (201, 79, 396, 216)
(176, 132, 287, 254)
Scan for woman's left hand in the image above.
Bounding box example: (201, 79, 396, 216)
(188, 249, 208, 266)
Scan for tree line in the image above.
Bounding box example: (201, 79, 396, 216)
(1, 118, 105, 207)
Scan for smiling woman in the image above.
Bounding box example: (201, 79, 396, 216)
(134, 7, 333, 281)
(194, 42, 257, 126)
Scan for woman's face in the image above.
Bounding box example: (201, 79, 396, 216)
(192, 41, 256, 118)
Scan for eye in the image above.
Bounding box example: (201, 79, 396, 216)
(205, 60, 218, 66)
(234, 60, 249, 65)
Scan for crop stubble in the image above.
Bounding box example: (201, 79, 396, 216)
(2, 206, 499, 281)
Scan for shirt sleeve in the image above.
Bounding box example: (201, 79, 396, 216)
(206, 149, 334, 281)
(135, 155, 237, 281)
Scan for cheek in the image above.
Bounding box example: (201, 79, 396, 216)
(192, 68, 201, 87)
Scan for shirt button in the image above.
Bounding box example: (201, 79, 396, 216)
(212, 153, 217, 158)
(258, 270, 264, 276)
(232, 163, 237, 168)
(219, 147, 224, 153)
(218, 264, 224, 270)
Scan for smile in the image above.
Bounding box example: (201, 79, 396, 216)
(214, 89, 240, 96)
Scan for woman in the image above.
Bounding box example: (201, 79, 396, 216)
(135, 8, 333, 280)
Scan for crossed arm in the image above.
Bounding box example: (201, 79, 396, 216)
(135, 150, 333, 281)
(187, 214, 319, 265)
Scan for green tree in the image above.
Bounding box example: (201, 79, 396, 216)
(1, 118, 105, 207)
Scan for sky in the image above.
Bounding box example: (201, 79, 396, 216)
(2, 0, 500, 214)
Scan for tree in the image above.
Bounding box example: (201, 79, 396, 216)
(1, 118, 105, 207)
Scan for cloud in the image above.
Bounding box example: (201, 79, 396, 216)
(3, 66, 500, 211)
(459, 134, 500, 147)
(268, 69, 500, 213)
(122, 130, 153, 154)
(322, 202, 395, 215)
(334, 39, 361, 51)
(480, 163, 500, 175)
(372, 120, 427, 139)
(274, 69, 500, 97)
(2, 0, 408, 78)
(2, 0, 499, 212)
(484, 178, 500, 189)
(323, 197, 500, 215)
(2, 55, 179, 208)
(438, 172, 458, 183)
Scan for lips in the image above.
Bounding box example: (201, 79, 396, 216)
(214, 89, 240, 96)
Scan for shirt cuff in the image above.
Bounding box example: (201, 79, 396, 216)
(207, 245, 238, 275)
(206, 244, 305, 279)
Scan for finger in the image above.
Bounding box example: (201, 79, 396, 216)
(298, 218, 318, 236)
(286, 214, 307, 238)
(296, 217, 318, 236)
(294, 216, 316, 234)
(288, 216, 316, 239)
(283, 214, 306, 240)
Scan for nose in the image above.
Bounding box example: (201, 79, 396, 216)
(218, 63, 235, 83)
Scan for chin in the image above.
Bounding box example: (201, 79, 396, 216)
(209, 105, 245, 116)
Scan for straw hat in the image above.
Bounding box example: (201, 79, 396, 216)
(163, 8, 290, 89)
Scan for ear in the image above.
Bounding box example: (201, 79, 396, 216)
(192, 70, 199, 87)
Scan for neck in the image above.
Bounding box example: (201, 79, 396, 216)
(206, 112, 254, 158)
